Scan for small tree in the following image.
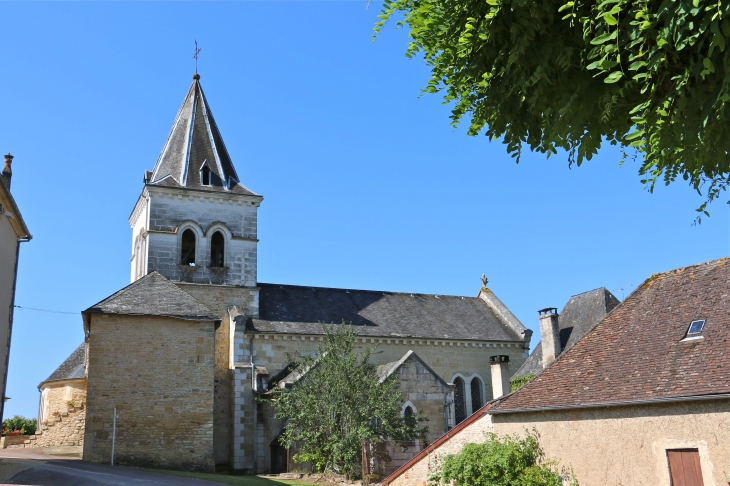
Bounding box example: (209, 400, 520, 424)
(2, 416, 37, 435)
(266, 324, 427, 478)
(429, 431, 576, 486)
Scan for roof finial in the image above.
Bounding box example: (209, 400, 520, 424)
(193, 39, 202, 77)
(481, 274, 488, 288)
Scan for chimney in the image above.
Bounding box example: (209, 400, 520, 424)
(1, 154, 12, 190)
(539, 308, 561, 368)
(490, 355, 511, 399)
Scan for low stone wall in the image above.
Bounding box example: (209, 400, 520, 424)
(36, 404, 85, 447)
(0, 434, 36, 449)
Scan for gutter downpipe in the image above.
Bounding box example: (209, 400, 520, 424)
(0, 237, 30, 425)
(250, 335, 256, 474)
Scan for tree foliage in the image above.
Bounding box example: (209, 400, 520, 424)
(266, 324, 427, 477)
(375, 0, 730, 218)
(429, 432, 575, 486)
(2, 416, 37, 435)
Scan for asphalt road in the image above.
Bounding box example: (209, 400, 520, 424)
(0, 449, 220, 485)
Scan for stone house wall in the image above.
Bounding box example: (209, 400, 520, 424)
(492, 399, 730, 486)
(83, 314, 216, 472)
(387, 409, 495, 486)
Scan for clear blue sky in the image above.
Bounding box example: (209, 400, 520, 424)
(2, 2, 727, 419)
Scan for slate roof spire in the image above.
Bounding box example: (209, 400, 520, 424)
(148, 74, 257, 196)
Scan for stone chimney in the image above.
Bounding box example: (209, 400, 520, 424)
(490, 355, 511, 399)
(1, 154, 12, 190)
(539, 308, 561, 368)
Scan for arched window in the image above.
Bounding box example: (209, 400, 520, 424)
(181, 229, 196, 265)
(200, 165, 211, 186)
(403, 405, 416, 448)
(470, 377, 483, 412)
(210, 231, 225, 267)
(454, 377, 466, 424)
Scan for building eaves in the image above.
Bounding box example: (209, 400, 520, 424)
(82, 272, 218, 322)
(0, 175, 30, 240)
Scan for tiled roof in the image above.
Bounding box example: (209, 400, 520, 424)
(39, 343, 85, 387)
(513, 288, 619, 378)
(251, 284, 525, 342)
(491, 258, 730, 412)
(148, 75, 259, 197)
(83, 272, 218, 321)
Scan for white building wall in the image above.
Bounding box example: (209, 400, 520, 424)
(0, 213, 18, 407)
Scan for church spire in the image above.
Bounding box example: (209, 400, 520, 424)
(148, 74, 257, 195)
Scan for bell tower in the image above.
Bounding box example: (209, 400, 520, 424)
(128, 74, 263, 286)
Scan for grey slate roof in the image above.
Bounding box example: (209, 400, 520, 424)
(148, 75, 258, 196)
(375, 350, 451, 387)
(83, 272, 218, 321)
(251, 283, 523, 341)
(39, 343, 85, 388)
(512, 287, 620, 378)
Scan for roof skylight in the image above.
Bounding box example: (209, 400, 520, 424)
(681, 319, 706, 341)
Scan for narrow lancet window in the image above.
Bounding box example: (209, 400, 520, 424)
(470, 377, 483, 411)
(454, 377, 466, 424)
(210, 231, 225, 267)
(181, 229, 196, 265)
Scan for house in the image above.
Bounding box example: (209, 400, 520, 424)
(383, 258, 730, 486)
(40, 74, 533, 473)
(0, 153, 31, 423)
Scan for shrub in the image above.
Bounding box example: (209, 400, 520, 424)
(510, 375, 536, 393)
(2, 415, 37, 435)
(429, 431, 576, 486)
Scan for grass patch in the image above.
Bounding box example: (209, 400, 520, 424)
(146, 469, 314, 486)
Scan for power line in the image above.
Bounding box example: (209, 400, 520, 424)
(13, 306, 77, 316)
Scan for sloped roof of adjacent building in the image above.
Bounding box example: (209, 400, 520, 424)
(251, 284, 524, 342)
(491, 258, 730, 412)
(39, 343, 85, 388)
(83, 272, 218, 321)
(148, 75, 258, 197)
(512, 287, 619, 378)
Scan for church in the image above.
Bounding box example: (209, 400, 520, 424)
(38, 74, 532, 474)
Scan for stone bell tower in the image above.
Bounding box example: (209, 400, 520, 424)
(128, 74, 263, 286)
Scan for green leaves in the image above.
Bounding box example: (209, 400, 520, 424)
(435, 432, 570, 486)
(266, 324, 427, 476)
(374, 0, 730, 218)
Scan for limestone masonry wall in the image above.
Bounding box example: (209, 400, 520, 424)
(235, 330, 525, 474)
(37, 380, 86, 447)
(84, 314, 216, 472)
(178, 284, 259, 468)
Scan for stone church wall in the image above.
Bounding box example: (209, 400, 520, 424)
(235, 330, 527, 474)
(36, 380, 86, 447)
(177, 284, 259, 469)
(144, 191, 259, 287)
(83, 314, 216, 472)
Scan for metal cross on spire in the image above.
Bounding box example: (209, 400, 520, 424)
(193, 40, 202, 74)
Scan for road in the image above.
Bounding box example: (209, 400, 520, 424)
(0, 448, 220, 485)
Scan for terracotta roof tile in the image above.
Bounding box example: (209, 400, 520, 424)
(492, 258, 730, 411)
